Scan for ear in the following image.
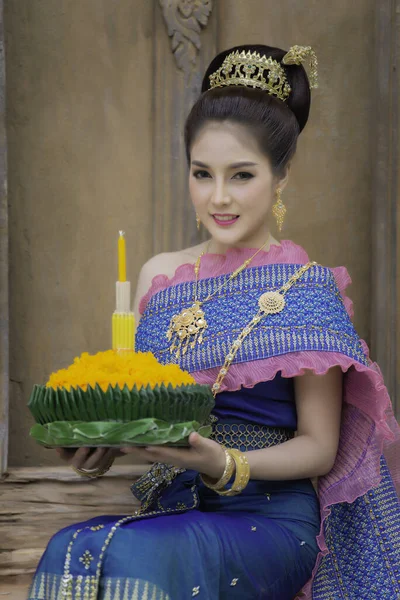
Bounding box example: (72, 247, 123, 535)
(276, 163, 291, 193)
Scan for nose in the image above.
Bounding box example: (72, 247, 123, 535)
(211, 179, 231, 207)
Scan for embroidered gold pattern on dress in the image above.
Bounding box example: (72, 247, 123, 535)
(58, 483, 199, 600)
(192, 586, 200, 596)
(79, 550, 94, 570)
(29, 573, 172, 599)
(230, 578, 239, 586)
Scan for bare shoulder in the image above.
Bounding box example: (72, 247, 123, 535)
(133, 243, 206, 318)
(139, 243, 203, 281)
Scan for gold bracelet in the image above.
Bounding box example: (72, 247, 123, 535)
(71, 459, 114, 479)
(215, 449, 250, 496)
(200, 446, 235, 491)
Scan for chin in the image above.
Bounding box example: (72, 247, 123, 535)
(207, 224, 254, 247)
(208, 228, 245, 247)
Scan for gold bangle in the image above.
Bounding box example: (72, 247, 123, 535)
(215, 449, 250, 496)
(200, 446, 235, 491)
(71, 459, 114, 479)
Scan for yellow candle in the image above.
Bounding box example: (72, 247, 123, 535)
(112, 312, 135, 351)
(118, 231, 126, 283)
(118, 314, 123, 349)
(123, 314, 128, 349)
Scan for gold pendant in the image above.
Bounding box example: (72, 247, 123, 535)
(258, 291, 286, 314)
(167, 302, 207, 357)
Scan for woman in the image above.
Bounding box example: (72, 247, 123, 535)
(29, 45, 400, 600)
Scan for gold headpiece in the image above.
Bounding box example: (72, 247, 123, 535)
(209, 46, 318, 102)
(282, 45, 318, 89)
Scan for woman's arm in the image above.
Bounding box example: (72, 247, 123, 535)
(132, 367, 343, 482)
(244, 366, 343, 479)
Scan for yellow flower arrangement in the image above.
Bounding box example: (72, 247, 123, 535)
(46, 350, 195, 392)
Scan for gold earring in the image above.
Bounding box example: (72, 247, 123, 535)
(196, 213, 201, 231)
(272, 188, 286, 232)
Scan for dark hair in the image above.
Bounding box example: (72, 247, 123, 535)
(184, 44, 311, 176)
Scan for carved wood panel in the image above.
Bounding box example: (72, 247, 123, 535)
(159, 0, 213, 81)
(153, 0, 216, 253)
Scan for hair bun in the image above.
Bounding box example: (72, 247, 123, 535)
(202, 44, 311, 132)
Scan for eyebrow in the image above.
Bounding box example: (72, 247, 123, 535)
(191, 160, 258, 169)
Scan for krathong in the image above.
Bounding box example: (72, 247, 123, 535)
(28, 350, 214, 447)
(28, 232, 214, 447)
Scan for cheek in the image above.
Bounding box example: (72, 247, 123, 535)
(236, 179, 273, 209)
(189, 178, 209, 206)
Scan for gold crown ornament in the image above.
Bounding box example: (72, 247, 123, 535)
(282, 45, 318, 89)
(208, 46, 318, 101)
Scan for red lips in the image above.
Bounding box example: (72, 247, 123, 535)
(212, 214, 239, 227)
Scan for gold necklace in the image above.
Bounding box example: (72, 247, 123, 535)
(166, 237, 272, 357)
(211, 261, 317, 396)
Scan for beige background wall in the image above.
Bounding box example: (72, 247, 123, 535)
(5, 0, 374, 467)
(5, 1, 155, 466)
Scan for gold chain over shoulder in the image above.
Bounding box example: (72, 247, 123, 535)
(211, 261, 317, 396)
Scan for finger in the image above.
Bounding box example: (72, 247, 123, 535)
(70, 447, 91, 468)
(83, 447, 108, 470)
(188, 432, 201, 448)
(99, 448, 117, 469)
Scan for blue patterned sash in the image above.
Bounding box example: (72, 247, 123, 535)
(136, 263, 368, 371)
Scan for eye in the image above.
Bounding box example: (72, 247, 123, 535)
(192, 169, 211, 179)
(232, 172, 254, 180)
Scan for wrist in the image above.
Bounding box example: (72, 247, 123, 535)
(202, 443, 227, 480)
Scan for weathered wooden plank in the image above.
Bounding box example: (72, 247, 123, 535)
(0, 580, 31, 598)
(0, 467, 142, 577)
(1, 464, 147, 483)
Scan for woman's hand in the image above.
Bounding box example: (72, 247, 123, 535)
(55, 447, 122, 471)
(120, 432, 226, 481)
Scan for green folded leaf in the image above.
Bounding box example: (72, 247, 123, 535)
(28, 383, 214, 425)
(30, 419, 212, 447)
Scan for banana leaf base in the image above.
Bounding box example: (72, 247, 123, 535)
(30, 419, 212, 447)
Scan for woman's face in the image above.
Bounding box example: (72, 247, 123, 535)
(189, 121, 288, 251)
